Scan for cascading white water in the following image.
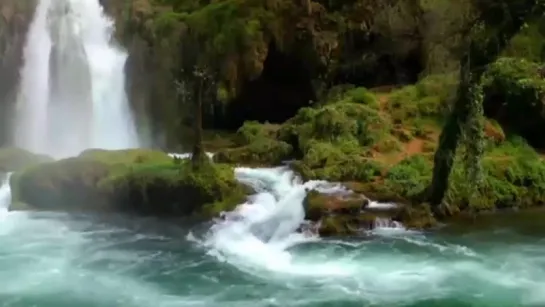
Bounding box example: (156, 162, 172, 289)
(200, 167, 329, 274)
(195, 166, 404, 276)
(0, 173, 12, 214)
(14, 0, 138, 157)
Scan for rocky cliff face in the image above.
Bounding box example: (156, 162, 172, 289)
(99, 0, 439, 149)
(0, 0, 35, 146)
(3, 0, 534, 151)
(0, 0, 456, 150)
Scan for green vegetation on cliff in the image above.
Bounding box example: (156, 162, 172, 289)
(211, 51, 545, 232)
(2, 0, 539, 236)
(211, 120, 293, 166)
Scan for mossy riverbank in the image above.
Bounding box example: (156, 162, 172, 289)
(208, 56, 545, 235)
(3, 56, 545, 236)
(6, 148, 246, 217)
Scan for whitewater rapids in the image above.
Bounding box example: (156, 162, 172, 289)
(1, 164, 545, 306)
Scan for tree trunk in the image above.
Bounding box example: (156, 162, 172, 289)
(428, 1, 541, 207)
(429, 54, 479, 206)
(191, 77, 206, 168)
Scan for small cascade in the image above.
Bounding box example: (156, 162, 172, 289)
(0, 173, 13, 212)
(199, 166, 349, 273)
(367, 201, 398, 210)
(373, 217, 404, 230)
(168, 152, 215, 160)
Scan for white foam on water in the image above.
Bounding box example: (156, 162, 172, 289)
(201, 166, 354, 277)
(168, 152, 215, 160)
(367, 201, 398, 210)
(190, 163, 538, 305)
(166, 151, 413, 281)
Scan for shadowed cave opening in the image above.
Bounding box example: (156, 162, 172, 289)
(213, 41, 316, 130)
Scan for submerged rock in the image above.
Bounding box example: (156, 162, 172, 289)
(10, 149, 246, 216)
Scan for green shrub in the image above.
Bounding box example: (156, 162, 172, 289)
(385, 155, 432, 200)
(345, 87, 379, 109)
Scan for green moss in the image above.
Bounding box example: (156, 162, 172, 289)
(11, 158, 112, 211)
(344, 87, 379, 109)
(280, 102, 390, 152)
(0, 147, 53, 172)
(319, 215, 359, 236)
(482, 58, 545, 118)
(504, 19, 545, 62)
(387, 73, 457, 124)
(446, 138, 545, 213)
(397, 204, 437, 229)
(291, 139, 384, 182)
(11, 149, 246, 217)
(235, 121, 279, 145)
(79, 148, 173, 165)
(219, 99, 390, 170)
(102, 159, 246, 216)
(303, 190, 365, 221)
(384, 155, 433, 201)
(214, 137, 292, 166)
(211, 121, 292, 166)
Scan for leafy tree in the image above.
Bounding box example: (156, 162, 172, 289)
(429, 0, 545, 208)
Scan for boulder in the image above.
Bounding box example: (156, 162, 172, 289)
(11, 149, 247, 216)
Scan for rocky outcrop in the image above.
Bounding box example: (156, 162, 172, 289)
(10, 149, 247, 216)
(0, 0, 35, 146)
(96, 0, 456, 147)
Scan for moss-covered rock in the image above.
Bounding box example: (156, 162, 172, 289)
(383, 154, 433, 202)
(214, 121, 293, 165)
(291, 140, 384, 181)
(11, 149, 246, 216)
(280, 102, 390, 151)
(445, 139, 545, 214)
(0, 147, 53, 172)
(304, 190, 367, 221)
(302, 188, 433, 236)
(395, 203, 436, 229)
(386, 73, 457, 124)
(11, 157, 112, 211)
(78, 148, 173, 164)
(275, 100, 396, 181)
(303, 189, 377, 236)
(352, 137, 545, 220)
(214, 138, 292, 166)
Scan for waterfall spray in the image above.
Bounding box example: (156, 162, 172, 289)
(14, 0, 138, 157)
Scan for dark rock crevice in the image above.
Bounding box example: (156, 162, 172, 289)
(217, 41, 316, 129)
(0, 1, 35, 146)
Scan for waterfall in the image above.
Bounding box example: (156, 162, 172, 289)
(0, 173, 12, 214)
(14, 0, 138, 158)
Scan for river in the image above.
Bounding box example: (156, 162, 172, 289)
(1, 168, 545, 307)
